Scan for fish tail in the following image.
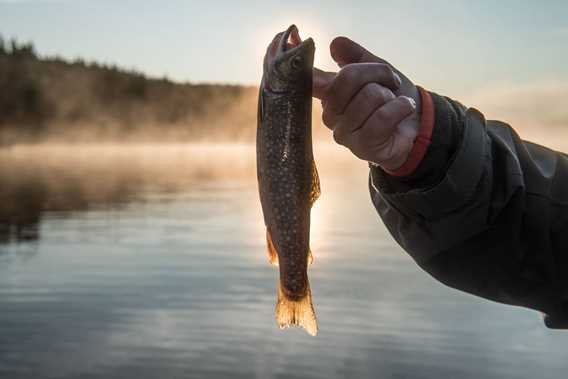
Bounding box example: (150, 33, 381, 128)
(275, 280, 318, 336)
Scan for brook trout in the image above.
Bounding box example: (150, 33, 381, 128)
(257, 25, 320, 336)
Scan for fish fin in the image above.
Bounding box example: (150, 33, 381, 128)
(308, 248, 313, 265)
(309, 160, 321, 207)
(266, 229, 279, 266)
(258, 85, 265, 123)
(275, 280, 318, 336)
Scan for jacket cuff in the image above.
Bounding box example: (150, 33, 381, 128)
(371, 91, 466, 194)
(384, 86, 434, 176)
(370, 107, 489, 221)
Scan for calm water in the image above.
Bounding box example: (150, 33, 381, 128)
(0, 144, 567, 379)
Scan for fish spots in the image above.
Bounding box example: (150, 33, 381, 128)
(278, 244, 309, 296)
(257, 90, 314, 290)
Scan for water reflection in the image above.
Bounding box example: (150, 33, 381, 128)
(1, 144, 568, 379)
(0, 144, 256, 243)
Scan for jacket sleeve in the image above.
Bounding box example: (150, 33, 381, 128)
(369, 90, 568, 328)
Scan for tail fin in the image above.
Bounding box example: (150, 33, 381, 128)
(275, 280, 318, 336)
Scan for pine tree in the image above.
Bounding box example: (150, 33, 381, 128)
(10, 39, 17, 55)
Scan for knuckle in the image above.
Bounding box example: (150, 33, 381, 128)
(379, 86, 396, 102)
(374, 62, 390, 72)
(321, 110, 333, 127)
(360, 83, 378, 103)
(372, 106, 389, 123)
(401, 96, 415, 110)
(374, 62, 391, 74)
(393, 97, 413, 116)
(332, 127, 345, 145)
(332, 132, 344, 146)
(322, 94, 339, 114)
(333, 122, 355, 147)
(338, 65, 359, 84)
(359, 83, 389, 108)
(374, 63, 397, 85)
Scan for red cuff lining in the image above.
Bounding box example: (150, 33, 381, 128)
(384, 86, 435, 177)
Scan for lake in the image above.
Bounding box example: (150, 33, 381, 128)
(1, 144, 567, 379)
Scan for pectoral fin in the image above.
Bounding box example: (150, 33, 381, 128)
(266, 229, 279, 266)
(309, 160, 321, 208)
(258, 84, 265, 123)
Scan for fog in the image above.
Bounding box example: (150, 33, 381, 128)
(0, 142, 364, 243)
(464, 80, 568, 152)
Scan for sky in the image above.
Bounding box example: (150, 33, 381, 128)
(1, 0, 568, 140)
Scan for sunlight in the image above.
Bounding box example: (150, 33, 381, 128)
(309, 198, 327, 261)
(252, 18, 336, 81)
(247, 180, 330, 265)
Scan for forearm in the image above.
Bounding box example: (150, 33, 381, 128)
(370, 90, 568, 326)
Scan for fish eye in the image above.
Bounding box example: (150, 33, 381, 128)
(291, 56, 303, 70)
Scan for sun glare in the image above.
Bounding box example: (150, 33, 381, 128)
(309, 199, 327, 259)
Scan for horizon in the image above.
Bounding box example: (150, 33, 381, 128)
(0, 33, 259, 88)
(0, 2, 566, 90)
(1, 0, 568, 144)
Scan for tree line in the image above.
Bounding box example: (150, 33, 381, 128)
(0, 35, 257, 144)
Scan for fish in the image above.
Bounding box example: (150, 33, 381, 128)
(256, 25, 320, 336)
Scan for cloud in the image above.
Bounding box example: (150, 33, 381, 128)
(462, 80, 568, 150)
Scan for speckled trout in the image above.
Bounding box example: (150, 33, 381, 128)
(256, 25, 320, 336)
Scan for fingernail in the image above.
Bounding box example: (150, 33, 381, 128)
(394, 73, 402, 88)
(404, 96, 416, 109)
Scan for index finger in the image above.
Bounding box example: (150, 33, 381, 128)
(312, 67, 336, 100)
(325, 63, 401, 115)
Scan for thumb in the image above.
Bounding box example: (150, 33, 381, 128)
(330, 36, 389, 67)
(312, 67, 336, 100)
(330, 36, 418, 103)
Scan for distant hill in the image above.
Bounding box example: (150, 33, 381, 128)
(0, 36, 258, 144)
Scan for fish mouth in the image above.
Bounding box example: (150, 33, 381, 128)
(267, 24, 314, 62)
(279, 24, 313, 54)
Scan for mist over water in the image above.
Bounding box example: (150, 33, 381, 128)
(1, 143, 568, 379)
(2, 3, 568, 376)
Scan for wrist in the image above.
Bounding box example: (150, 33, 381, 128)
(381, 86, 434, 176)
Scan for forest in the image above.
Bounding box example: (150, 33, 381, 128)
(0, 36, 258, 144)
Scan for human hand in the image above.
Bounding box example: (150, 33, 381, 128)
(313, 37, 422, 172)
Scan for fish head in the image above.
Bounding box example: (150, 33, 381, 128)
(263, 25, 315, 93)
